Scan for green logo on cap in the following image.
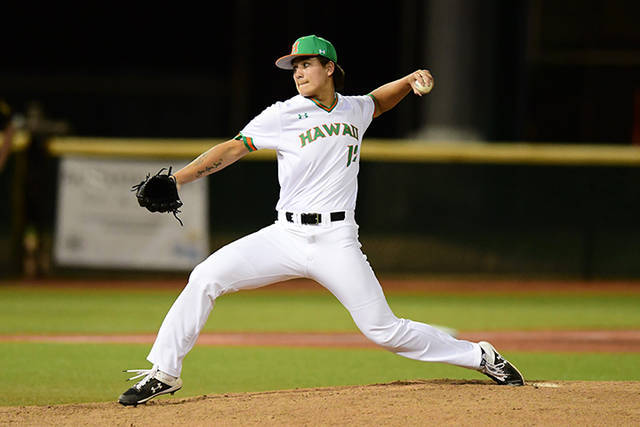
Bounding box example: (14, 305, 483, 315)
(292, 35, 337, 63)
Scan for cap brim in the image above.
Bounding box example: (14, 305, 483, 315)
(275, 54, 316, 70)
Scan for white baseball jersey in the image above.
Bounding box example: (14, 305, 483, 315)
(236, 93, 376, 213)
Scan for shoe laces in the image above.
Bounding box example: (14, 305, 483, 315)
(481, 353, 508, 381)
(124, 366, 158, 390)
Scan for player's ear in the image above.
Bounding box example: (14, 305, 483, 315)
(326, 61, 335, 77)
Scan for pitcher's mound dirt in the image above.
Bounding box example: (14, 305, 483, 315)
(2, 380, 639, 426)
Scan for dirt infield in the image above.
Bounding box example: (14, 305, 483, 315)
(2, 380, 638, 426)
(3, 329, 640, 352)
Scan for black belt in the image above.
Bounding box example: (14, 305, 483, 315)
(284, 211, 346, 225)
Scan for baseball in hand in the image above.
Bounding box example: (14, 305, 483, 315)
(414, 79, 433, 95)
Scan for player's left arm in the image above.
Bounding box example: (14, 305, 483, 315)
(369, 69, 433, 118)
(172, 139, 250, 187)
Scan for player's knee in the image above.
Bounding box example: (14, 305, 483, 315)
(186, 260, 230, 299)
(358, 319, 407, 351)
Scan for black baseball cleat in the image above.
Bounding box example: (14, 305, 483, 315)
(118, 367, 183, 406)
(477, 341, 525, 386)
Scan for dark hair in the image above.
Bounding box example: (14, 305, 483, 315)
(317, 56, 345, 91)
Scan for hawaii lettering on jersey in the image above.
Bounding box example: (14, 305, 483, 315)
(299, 123, 359, 147)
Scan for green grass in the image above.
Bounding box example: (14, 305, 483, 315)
(1, 286, 640, 334)
(1, 342, 638, 406)
(1, 285, 638, 407)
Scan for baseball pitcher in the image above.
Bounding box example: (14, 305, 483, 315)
(120, 35, 524, 406)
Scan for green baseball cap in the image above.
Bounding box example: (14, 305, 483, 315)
(275, 35, 339, 70)
(276, 35, 345, 90)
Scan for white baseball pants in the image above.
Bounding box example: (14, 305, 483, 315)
(147, 212, 482, 377)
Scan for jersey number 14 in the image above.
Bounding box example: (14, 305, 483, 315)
(346, 145, 359, 167)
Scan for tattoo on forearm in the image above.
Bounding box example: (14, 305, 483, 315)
(196, 158, 223, 177)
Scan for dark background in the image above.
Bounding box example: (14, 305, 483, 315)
(2, 0, 640, 279)
(2, 0, 639, 143)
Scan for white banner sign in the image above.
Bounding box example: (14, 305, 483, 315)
(54, 156, 209, 270)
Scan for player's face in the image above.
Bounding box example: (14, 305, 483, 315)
(292, 57, 333, 97)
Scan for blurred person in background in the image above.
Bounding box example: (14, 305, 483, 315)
(21, 101, 71, 277)
(0, 99, 14, 171)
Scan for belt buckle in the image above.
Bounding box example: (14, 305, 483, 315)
(303, 213, 321, 225)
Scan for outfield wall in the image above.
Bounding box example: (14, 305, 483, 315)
(2, 137, 640, 279)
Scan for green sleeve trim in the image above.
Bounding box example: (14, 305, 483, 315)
(235, 133, 257, 152)
(367, 93, 379, 118)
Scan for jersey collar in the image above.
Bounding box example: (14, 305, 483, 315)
(309, 94, 339, 113)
